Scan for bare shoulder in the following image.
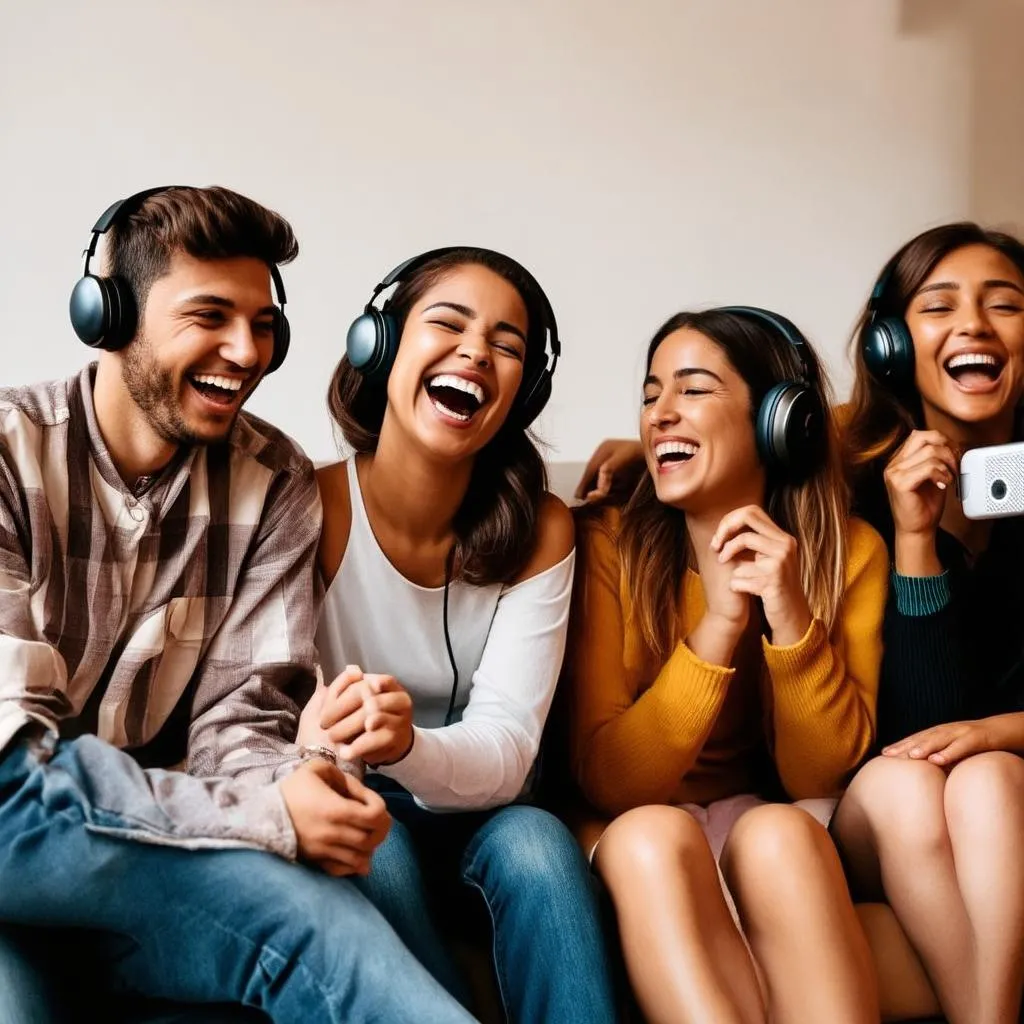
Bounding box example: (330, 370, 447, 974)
(512, 492, 576, 584)
(315, 460, 352, 588)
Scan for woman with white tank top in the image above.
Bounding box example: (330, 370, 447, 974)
(298, 247, 618, 1023)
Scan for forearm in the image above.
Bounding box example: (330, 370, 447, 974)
(574, 640, 732, 815)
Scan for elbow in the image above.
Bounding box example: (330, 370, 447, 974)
(782, 720, 877, 800)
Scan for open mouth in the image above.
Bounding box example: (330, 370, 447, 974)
(425, 374, 487, 423)
(943, 352, 1005, 390)
(187, 373, 246, 408)
(654, 439, 699, 467)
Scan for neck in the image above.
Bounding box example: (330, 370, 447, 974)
(92, 357, 180, 486)
(361, 418, 474, 546)
(922, 404, 1016, 450)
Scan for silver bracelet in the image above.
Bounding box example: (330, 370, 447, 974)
(298, 744, 338, 767)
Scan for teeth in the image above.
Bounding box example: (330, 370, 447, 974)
(428, 374, 485, 406)
(946, 353, 999, 370)
(192, 374, 243, 392)
(432, 400, 470, 422)
(655, 440, 699, 459)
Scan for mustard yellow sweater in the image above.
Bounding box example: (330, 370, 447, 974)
(566, 507, 888, 822)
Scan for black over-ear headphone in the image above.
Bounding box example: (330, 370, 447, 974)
(860, 256, 915, 391)
(716, 305, 827, 478)
(345, 247, 561, 428)
(69, 185, 291, 374)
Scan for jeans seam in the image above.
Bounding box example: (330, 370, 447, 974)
(459, 864, 511, 1024)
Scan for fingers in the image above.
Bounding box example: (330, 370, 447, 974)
(926, 733, 982, 766)
(887, 445, 957, 493)
(575, 443, 615, 499)
(320, 671, 398, 730)
(716, 530, 790, 566)
(710, 505, 788, 553)
(883, 727, 953, 759)
(890, 432, 958, 473)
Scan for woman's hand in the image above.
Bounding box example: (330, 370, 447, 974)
(574, 439, 645, 503)
(305, 664, 415, 768)
(686, 525, 752, 666)
(884, 430, 957, 575)
(711, 505, 811, 647)
(882, 713, 1024, 766)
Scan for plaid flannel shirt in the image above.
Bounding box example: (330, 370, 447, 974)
(0, 366, 322, 856)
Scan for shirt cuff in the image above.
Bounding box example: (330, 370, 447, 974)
(891, 570, 951, 616)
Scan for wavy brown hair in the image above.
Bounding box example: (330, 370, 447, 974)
(108, 186, 298, 315)
(618, 309, 848, 658)
(845, 222, 1024, 489)
(327, 248, 550, 586)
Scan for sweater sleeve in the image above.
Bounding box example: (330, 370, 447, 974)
(765, 518, 887, 798)
(566, 513, 734, 817)
(876, 571, 966, 747)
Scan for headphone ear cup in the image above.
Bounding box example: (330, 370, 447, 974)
(265, 313, 290, 375)
(862, 317, 915, 389)
(346, 309, 399, 381)
(756, 382, 825, 477)
(104, 277, 137, 350)
(69, 275, 110, 347)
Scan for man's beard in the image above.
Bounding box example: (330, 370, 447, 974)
(121, 333, 236, 446)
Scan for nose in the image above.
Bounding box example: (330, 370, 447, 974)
(456, 329, 491, 368)
(957, 299, 994, 338)
(647, 391, 680, 428)
(219, 320, 262, 371)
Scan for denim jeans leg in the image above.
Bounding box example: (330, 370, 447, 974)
(0, 737, 477, 1024)
(460, 805, 619, 1024)
(0, 925, 69, 1024)
(353, 815, 472, 1008)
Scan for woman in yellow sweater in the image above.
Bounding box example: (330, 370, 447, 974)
(565, 307, 888, 1024)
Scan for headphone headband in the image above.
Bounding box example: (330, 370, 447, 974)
(715, 304, 815, 383)
(367, 245, 560, 361)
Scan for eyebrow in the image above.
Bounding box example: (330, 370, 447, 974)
(644, 367, 724, 387)
(916, 279, 1024, 297)
(423, 301, 528, 345)
(179, 294, 277, 317)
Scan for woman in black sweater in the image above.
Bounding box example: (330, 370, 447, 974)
(575, 223, 1024, 1023)
(831, 223, 1024, 1024)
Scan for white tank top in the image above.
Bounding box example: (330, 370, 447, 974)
(316, 458, 503, 729)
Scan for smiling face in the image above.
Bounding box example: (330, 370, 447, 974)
(906, 243, 1024, 438)
(381, 262, 529, 461)
(120, 250, 278, 446)
(641, 326, 766, 514)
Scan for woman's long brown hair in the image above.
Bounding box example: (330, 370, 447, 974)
(619, 309, 848, 658)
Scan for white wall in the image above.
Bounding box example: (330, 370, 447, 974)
(0, 0, 994, 463)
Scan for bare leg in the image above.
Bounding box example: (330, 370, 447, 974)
(833, 753, 1024, 1024)
(721, 803, 878, 1024)
(943, 752, 1024, 1023)
(594, 805, 765, 1024)
(854, 904, 941, 1022)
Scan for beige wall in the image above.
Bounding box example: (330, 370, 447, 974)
(0, 0, 1015, 463)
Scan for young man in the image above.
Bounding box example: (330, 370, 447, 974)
(0, 186, 475, 1023)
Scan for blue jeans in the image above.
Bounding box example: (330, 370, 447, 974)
(354, 779, 618, 1023)
(0, 733, 476, 1024)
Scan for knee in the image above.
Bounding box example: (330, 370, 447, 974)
(464, 807, 588, 894)
(359, 819, 422, 906)
(945, 750, 1024, 830)
(721, 803, 831, 889)
(841, 755, 949, 848)
(595, 804, 710, 880)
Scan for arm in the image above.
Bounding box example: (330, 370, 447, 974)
(566, 512, 734, 817)
(187, 457, 323, 784)
(380, 496, 575, 810)
(0, 441, 299, 859)
(876, 573, 966, 746)
(766, 519, 888, 798)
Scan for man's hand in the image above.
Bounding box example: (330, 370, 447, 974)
(279, 759, 390, 876)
